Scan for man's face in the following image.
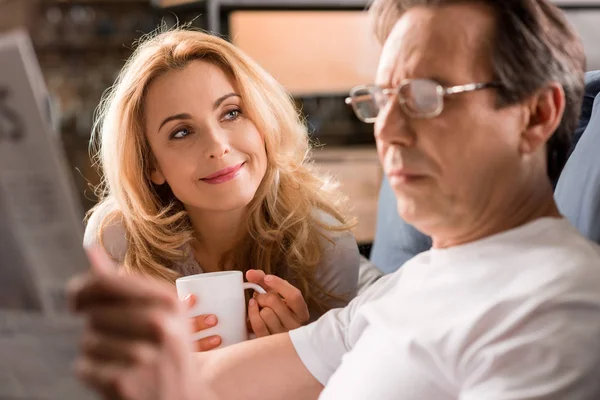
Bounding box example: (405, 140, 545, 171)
(375, 4, 527, 240)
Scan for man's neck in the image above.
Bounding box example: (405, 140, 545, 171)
(186, 206, 247, 272)
(432, 176, 561, 249)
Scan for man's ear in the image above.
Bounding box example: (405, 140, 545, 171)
(150, 166, 166, 185)
(519, 82, 565, 155)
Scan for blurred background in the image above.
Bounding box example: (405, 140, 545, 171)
(1, 0, 599, 250)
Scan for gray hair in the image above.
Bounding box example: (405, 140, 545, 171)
(369, 0, 586, 183)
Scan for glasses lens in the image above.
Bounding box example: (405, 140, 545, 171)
(399, 79, 441, 116)
(349, 86, 382, 122)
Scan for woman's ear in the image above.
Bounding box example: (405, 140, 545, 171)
(150, 167, 166, 185)
(519, 82, 565, 155)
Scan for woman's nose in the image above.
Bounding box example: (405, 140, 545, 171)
(203, 127, 231, 159)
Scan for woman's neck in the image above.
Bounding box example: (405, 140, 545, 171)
(186, 206, 247, 273)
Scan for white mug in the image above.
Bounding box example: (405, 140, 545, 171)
(175, 270, 266, 348)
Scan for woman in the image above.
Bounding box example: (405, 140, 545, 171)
(84, 28, 360, 350)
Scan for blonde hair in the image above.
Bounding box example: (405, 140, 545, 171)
(90, 28, 355, 313)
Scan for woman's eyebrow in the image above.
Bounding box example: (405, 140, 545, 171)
(158, 113, 193, 132)
(213, 93, 240, 110)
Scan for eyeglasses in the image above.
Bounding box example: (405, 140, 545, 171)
(345, 79, 501, 123)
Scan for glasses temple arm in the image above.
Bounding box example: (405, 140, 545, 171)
(443, 82, 501, 95)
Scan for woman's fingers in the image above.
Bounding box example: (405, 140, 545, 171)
(254, 292, 301, 330)
(248, 298, 270, 337)
(188, 314, 221, 351)
(245, 269, 267, 291)
(245, 270, 310, 322)
(181, 293, 221, 351)
(189, 314, 218, 333)
(259, 306, 285, 334)
(193, 335, 222, 352)
(261, 275, 310, 322)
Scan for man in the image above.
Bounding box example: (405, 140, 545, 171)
(371, 71, 600, 274)
(69, 0, 600, 399)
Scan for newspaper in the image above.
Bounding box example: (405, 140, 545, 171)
(0, 30, 94, 399)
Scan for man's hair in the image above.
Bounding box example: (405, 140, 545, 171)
(369, 0, 586, 183)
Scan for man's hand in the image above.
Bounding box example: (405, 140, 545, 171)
(245, 270, 310, 337)
(68, 247, 196, 400)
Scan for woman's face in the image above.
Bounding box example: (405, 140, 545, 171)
(144, 60, 268, 213)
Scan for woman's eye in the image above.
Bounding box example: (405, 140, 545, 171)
(171, 128, 190, 139)
(223, 109, 241, 121)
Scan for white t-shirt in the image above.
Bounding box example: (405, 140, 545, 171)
(290, 217, 600, 399)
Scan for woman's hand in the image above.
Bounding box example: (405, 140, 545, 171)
(245, 270, 310, 337)
(186, 295, 223, 352)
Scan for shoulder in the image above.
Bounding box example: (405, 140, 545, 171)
(529, 219, 600, 286)
(460, 223, 600, 393)
(460, 291, 600, 398)
(312, 208, 360, 267)
(497, 219, 600, 286)
(311, 209, 360, 306)
(83, 198, 128, 263)
(312, 209, 356, 244)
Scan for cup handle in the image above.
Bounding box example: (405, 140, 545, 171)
(243, 282, 266, 294)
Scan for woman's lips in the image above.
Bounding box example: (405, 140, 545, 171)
(200, 162, 245, 185)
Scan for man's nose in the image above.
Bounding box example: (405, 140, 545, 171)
(374, 98, 415, 148)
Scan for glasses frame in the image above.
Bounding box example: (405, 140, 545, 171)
(345, 79, 501, 123)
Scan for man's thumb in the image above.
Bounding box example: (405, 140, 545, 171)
(85, 245, 117, 275)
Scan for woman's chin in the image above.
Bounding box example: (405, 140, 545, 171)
(188, 193, 257, 213)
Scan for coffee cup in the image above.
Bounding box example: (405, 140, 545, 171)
(175, 270, 266, 348)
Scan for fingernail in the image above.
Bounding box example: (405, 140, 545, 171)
(249, 298, 256, 306)
(205, 315, 217, 326)
(265, 275, 274, 282)
(183, 294, 192, 303)
(210, 336, 221, 346)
